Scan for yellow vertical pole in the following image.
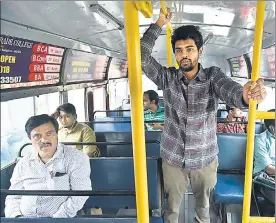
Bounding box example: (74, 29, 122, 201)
(242, 1, 266, 223)
(166, 26, 173, 67)
(124, 2, 149, 223)
(175, 57, 179, 69)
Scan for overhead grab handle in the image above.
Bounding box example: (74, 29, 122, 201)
(134, 1, 153, 18)
(160, 1, 179, 68)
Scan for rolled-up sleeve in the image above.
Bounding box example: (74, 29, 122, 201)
(5, 161, 24, 217)
(211, 67, 248, 109)
(52, 153, 92, 218)
(141, 23, 177, 90)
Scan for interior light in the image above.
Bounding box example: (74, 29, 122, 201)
(89, 4, 124, 30)
(183, 5, 235, 26)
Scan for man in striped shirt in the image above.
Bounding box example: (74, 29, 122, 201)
(141, 8, 267, 223)
(5, 114, 91, 218)
(217, 105, 248, 133)
(143, 90, 164, 131)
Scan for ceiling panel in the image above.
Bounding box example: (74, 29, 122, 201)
(1, 1, 275, 59)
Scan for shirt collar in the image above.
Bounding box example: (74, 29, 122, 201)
(177, 63, 206, 82)
(61, 122, 79, 134)
(146, 106, 163, 114)
(30, 143, 65, 161)
(266, 129, 275, 139)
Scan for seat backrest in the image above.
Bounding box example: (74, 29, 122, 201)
(0, 158, 162, 216)
(217, 133, 247, 171)
(106, 143, 160, 157)
(217, 109, 228, 118)
(1, 162, 17, 216)
(88, 157, 161, 210)
(95, 131, 161, 157)
(92, 117, 131, 132)
(255, 123, 264, 134)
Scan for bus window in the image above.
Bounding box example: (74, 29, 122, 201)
(257, 86, 275, 111)
(1, 97, 34, 168)
(68, 88, 86, 122)
(35, 92, 60, 115)
(142, 75, 158, 92)
(93, 87, 106, 118)
(108, 80, 128, 110)
(115, 81, 128, 108)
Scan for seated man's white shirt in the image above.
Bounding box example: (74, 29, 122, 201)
(5, 143, 91, 218)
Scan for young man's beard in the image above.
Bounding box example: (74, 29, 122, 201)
(179, 58, 196, 72)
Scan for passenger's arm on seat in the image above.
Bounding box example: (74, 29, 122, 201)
(211, 67, 248, 109)
(265, 165, 275, 176)
(52, 153, 91, 218)
(5, 161, 24, 217)
(216, 123, 225, 133)
(254, 137, 273, 175)
(141, 23, 176, 90)
(82, 127, 100, 157)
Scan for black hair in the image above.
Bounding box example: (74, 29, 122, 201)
(264, 109, 275, 129)
(25, 114, 59, 138)
(144, 90, 159, 105)
(57, 103, 77, 116)
(226, 105, 234, 113)
(171, 25, 203, 53)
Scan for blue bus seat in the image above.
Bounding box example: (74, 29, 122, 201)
(91, 117, 116, 132)
(0, 217, 163, 223)
(87, 158, 161, 210)
(217, 133, 247, 171)
(0, 158, 162, 216)
(106, 143, 160, 157)
(254, 123, 264, 134)
(214, 174, 244, 204)
(95, 131, 161, 157)
(91, 117, 131, 132)
(214, 133, 247, 204)
(1, 162, 17, 217)
(217, 110, 228, 119)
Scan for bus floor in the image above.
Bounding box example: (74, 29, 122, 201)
(113, 193, 266, 223)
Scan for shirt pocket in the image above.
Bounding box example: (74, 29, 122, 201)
(53, 174, 70, 190)
(192, 83, 211, 112)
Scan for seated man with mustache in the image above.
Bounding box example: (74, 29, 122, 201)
(5, 114, 91, 218)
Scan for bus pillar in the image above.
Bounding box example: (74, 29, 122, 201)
(124, 2, 150, 223)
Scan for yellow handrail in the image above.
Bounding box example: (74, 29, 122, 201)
(166, 25, 173, 67)
(160, 1, 174, 67)
(256, 111, 275, 120)
(249, 216, 275, 223)
(242, 1, 267, 223)
(124, 2, 149, 223)
(134, 1, 153, 18)
(175, 57, 179, 69)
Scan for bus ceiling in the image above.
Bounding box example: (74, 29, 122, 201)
(1, 1, 275, 60)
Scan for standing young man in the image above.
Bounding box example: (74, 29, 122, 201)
(140, 8, 267, 223)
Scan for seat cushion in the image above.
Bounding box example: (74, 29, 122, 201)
(214, 174, 244, 204)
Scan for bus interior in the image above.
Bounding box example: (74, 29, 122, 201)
(0, 1, 275, 223)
